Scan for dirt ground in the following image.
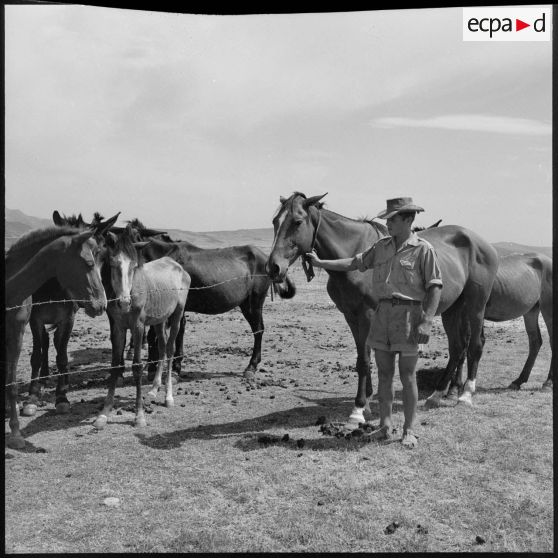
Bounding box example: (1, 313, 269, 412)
(4, 264, 554, 552)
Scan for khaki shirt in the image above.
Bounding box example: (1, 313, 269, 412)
(354, 233, 442, 301)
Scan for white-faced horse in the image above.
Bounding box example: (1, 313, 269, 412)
(94, 226, 191, 430)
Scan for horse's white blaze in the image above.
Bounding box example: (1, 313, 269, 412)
(113, 254, 133, 304)
(270, 209, 287, 256)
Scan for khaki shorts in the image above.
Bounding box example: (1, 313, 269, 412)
(370, 300, 424, 356)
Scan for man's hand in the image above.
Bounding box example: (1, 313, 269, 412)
(416, 318, 432, 344)
(305, 251, 322, 268)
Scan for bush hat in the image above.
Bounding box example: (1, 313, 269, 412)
(376, 197, 425, 219)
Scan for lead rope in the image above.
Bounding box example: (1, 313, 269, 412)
(301, 209, 322, 282)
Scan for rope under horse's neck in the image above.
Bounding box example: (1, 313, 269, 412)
(301, 208, 322, 282)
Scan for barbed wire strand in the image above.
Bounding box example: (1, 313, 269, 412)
(5, 273, 304, 311)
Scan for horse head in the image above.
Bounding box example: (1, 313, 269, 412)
(53, 210, 121, 269)
(54, 230, 107, 318)
(104, 225, 145, 312)
(266, 192, 327, 282)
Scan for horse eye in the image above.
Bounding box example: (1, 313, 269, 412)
(295, 220, 303, 227)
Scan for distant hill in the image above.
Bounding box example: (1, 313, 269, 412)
(493, 242, 552, 259)
(5, 209, 551, 257)
(5, 208, 276, 251)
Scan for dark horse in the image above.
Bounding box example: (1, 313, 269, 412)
(21, 212, 119, 417)
(450, 248, 553, 392)
(266, 193, 499, 425)
(5, 225, 109, 449)
(127, 225, 296, 380)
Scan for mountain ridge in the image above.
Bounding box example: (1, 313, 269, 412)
(4, 208, 552, 257)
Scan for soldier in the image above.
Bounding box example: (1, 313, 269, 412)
(306, 197, 442, 448)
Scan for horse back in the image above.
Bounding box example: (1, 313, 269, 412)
(132, 257, 190, 324)
(417, 225, 499, 314)
(174, 243, 269, 314)
(486, 252, 551, 321)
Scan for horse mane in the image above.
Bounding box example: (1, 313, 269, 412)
(7, 225, 83, 256)
(92, 212, 104, 225)
(56, 213, 87, 227)
(273, 191, 326, 220)
(109, 225, 143, 265)
(363, 218, 389, 237)
(127, 217, 146, 230)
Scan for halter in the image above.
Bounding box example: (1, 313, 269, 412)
(301, 208, 322, 282)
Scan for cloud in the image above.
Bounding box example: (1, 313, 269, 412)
(370, 114, 551, 136)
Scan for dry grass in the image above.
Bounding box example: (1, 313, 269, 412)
(5, 266, 554, 553)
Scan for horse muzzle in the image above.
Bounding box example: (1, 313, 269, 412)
(265, 260, 287, 283)
(84, 298, 107, 318)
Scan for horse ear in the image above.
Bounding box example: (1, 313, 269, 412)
(70, 230, 94, 245)
(94, 212, 121, 237)
(53, 210, 64, 226)
(141, 228, 166, 238)
(302, 193, 328, 210)
(133, 241, 151, 251)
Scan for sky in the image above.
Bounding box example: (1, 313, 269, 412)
(4, 5, 553, 245)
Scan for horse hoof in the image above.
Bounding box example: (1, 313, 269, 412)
(424, 397, 440, 410)
(165, 399, 174, 408)
(94, 415, 108, 429)
(7, 435, 26, 449)
(243, 369, 256, 381)
(55, 402, 71, 415)
(457, 397, 473, 407)
(146, 390, 157, 400)
(21, 403, 38, 417)
(135, 417, 147, 428)
(508, 382, 521, 391)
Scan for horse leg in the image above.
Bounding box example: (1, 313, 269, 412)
(6, 320, 26, 449)
(509, 305, 542, 390)
(147, 326, 158, 382)
(172, 316, 186, 374)
(147, 323, 167, 400)
(106, 312, 124, 386)
(131, 323, 147, 428)
(345, 311, 373, 427)
(540, 298, 553, 390)
(457, 299, 488, 406)
(239, 296, 265, 380)
(53, 315, 75, 414)
(126, 331, 134, 360)
(25, 318, 48, 416)
(425, 301, 468, 409)
(95, 325, 126, 429)
(447, 352, 466, 401)
(165, 310, 185, 408)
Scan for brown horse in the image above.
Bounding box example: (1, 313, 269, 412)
(94, 226, 191, 429)
(449, 249, 553, 393)
(22, 212, 119, 417)
(266, 192, 499, 425)
(405, 219, 553, 392)
(126, 224, 296, 381)
(5, 226, 108, 449)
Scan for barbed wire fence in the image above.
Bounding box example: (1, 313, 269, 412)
(4, 265, 343, 389)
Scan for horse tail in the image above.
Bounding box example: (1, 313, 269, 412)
(274, 274, 296, 299)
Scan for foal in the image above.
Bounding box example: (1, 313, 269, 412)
(94, 227, 191, 429)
